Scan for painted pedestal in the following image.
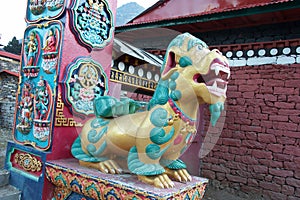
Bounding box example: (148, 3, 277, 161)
(45, 158, 208, 200)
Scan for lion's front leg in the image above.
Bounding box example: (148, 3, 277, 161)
(126, 106, 179, 188)
(127, 145, 176, 188)
(161, 158, 192, 183)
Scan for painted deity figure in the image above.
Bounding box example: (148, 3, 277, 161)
(20, 83, 33, 125)
(88, 0, 104, 12)
(43, 29, 56, 53)
(30, 0, 45, 6)
(35, 77, 49, 120)
(46, 0, 64, 11)
(33, 77, 52, 142)
(17, 82, 34, 133)
(42, 27, 59, 74)
(25, 31, 38, 66)
(69, 63, 106, 113)
(29, 0, 46, 16)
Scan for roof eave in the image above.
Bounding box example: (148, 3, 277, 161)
(127, 0, 167, 24)
(0, 69, 19, 77)
(0, 51, 21, 61)
(116, 1, 300, 33)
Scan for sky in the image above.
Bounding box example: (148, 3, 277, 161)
(0, 0, 158, 46)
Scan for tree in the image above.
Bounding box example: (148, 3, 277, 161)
(4, 37, 22, 55)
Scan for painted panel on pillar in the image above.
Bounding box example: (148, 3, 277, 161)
(5, 142, 46, 200)
(26, 0, 66, 23)
(14, 21, 63, 151)
(7, 147, 43, 180)
(69, 0, 114, 50)
(61, 57, 109, 117)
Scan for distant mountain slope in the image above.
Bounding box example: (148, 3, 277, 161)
(116, 2, 145, 26)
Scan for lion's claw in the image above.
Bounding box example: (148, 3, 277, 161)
(137, 169, 191, 188)
(165, 168, 192, 183)
(138, 174, 175, 188)
(79, 160, 122, 174)
(98, 160, 122, 174)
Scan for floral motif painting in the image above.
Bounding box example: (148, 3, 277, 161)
(70, 0, 114, 50)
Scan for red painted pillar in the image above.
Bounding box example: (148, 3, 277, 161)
(43, 1, 117, 199)
(47, 0, 117, 161)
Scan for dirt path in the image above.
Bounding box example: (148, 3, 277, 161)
(203, 186, 247, 200)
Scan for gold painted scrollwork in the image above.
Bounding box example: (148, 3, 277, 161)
(14, 153, 42, 172)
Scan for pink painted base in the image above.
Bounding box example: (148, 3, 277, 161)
(45, 158, 208, 199)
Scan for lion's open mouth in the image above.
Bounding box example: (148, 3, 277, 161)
(194, 58, 230, 97)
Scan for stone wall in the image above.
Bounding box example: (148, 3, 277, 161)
(200, 64, 300, 200)
(0, 56, 19, 129)
(0, 73, 18, 102)
(0, 73, 18, 129)
(0, 102, 16, 129)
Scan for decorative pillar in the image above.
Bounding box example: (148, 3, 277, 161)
(5, 0, 117, 199)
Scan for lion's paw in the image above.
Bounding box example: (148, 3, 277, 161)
(79, 160, 122, 174)
(165, 168, 192, 183)
(138, 174, 175, 188)
(98, 160, 122, 174)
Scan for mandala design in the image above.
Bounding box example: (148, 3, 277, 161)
(61, 57, 108, 116)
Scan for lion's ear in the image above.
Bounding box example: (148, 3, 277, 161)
(161, 51, 178, 80)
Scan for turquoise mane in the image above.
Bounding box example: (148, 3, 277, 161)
(147, 33, 208, 110)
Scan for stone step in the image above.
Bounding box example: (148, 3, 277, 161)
(0, 185, 21, 200)
(0, 170, 9, 187)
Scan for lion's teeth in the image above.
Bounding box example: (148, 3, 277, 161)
(211, 63, 230, 79)
(212, 81, 217, 89)
(227, 71, 230, 79)
(215, 66, 220, 76)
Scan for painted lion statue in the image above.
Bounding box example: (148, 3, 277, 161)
(71, 33, 230, 188)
